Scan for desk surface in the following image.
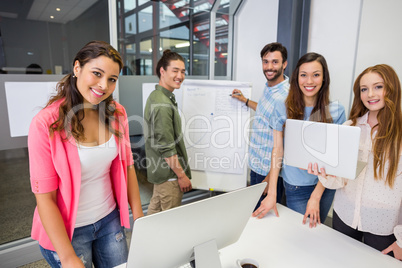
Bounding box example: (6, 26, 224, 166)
(117, 204, 401, 268)
(219, 204, 401, 268)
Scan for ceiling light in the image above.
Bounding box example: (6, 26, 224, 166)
(175, 42, 190, 48)
(50, 16, 54, 19)
(56, 8, 61, 11)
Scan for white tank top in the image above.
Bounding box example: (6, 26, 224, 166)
(75, 135, 118, 227)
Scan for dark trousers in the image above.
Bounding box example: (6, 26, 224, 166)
(333, 210, 396, 257)
(249, 170, 284, 211)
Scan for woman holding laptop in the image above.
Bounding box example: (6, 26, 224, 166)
(252, 52, 345, 227)
(309, 64, 402, 260)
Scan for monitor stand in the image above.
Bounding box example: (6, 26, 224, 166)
(193, 239, 222, 268)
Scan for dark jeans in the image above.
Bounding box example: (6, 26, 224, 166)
(250, 170, 284, 211)
(333, 210, 396, 257)
(40, 208, 128, 268)
(283, 180, 335, 223)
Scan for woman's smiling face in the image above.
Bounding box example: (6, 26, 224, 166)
(359, 71, 386, 115)
(74, 56, 120, 105)
(298, 60, 324, 106)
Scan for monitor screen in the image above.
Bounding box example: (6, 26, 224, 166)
(124, 183, 266, 268)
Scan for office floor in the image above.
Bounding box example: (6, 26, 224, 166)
(0, 148, 34, 245)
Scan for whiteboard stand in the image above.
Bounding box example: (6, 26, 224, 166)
(142, 79, 252, 192)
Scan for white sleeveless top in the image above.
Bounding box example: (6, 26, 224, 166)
(75, 135, 118, 227)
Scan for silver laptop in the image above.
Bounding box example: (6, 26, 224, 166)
(284, 119, 366, 180)
(124, 183, 266, 268)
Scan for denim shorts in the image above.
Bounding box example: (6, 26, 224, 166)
(283, 180, 335, 222)
(40, 208, 128, 268)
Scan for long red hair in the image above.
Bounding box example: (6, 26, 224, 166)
(349, 64, 402, 188)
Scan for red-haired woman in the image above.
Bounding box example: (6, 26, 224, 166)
(310, 64, 402, 260)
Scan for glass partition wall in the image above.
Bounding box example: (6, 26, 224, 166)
(0, 1, 243, 266)
(116, 0, 243, 79)
(0, 0, 111, 249)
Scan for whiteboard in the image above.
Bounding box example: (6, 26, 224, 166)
(5, 82, 58, 137)
(142, 80, 252, 191)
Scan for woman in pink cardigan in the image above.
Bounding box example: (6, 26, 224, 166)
(28, 41, 143, 267)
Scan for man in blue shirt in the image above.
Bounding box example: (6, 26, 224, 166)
(232, 42, 289, 209)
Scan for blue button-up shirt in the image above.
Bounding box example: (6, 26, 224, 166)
(248, 76, 290, 175)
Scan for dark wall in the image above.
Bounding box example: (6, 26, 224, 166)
(65, 0, 110, 69)
(0, 0, 109, 75)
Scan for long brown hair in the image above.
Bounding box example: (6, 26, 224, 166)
(349, 64, 402, 188)
(286, 52, 332, 123)
(47, 40, 124, 141)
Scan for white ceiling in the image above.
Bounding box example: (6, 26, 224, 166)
(27, 0, 98, 24)
(0, 0, 98, 24)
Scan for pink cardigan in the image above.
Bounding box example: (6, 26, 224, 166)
(28, 99, 134, 251)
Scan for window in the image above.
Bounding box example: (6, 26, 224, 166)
(139, 38, 153, 75)
(138, 6, 153, 33)
(116, 0, 243, 79)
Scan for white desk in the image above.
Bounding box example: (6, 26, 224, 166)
(219, 204, 401, 268)
(116, 204, 400, 268)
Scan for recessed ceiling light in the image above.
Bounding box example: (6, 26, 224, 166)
(175, 42, 190, 48)
(56, 8, 61, 11)
(50, 16, 54, 19)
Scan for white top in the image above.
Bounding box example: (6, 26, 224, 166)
(318, 113, 402, 246)
(75, 135, 118, 227)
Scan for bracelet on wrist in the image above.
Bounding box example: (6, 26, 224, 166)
(245, 98, 249, 107)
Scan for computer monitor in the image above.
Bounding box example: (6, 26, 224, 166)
(125, 183, 266, 268)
